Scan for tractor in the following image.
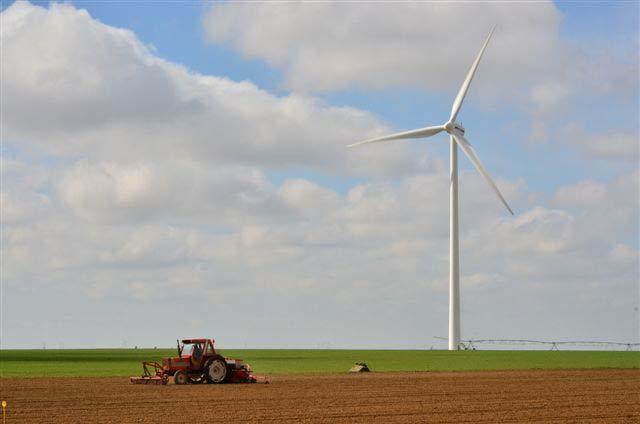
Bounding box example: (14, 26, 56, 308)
(130, 338, 256, 385)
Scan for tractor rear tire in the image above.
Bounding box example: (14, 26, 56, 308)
(174, 370, 188, 385)
(206, 358, 228, 384)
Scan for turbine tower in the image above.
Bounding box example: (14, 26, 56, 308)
(349, 27, 513, 351)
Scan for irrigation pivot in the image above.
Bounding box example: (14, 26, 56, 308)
(349, 26, 513, 351)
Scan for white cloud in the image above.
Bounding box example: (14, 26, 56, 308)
(202, 1, 636, 115)
(552, 180, 607, 208)
(2, 1, 185, 132)
(552, 170, 639, 237)
(560, 124, 639, 161)
(3, 154, 638, 346)
(0, 189, 51, 225)
(58, 161, 166, 223)
(204, 3, 559, 93)
(127, 281, 154, 301)
(529, 82, 570, 111)
(54, 159, 296, 226)
(609, 244, 639, 264)
(1, 1, 430, 177)
(278, 179, 339, 213)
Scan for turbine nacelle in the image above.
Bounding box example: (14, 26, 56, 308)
(444, 121, 465, 135)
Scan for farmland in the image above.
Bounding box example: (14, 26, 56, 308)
(2, 349, 639, 423)
(2, 370, 639, 423)
(1, 348, 638, 377)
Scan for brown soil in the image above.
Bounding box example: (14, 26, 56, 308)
(1, 369, 638, 423)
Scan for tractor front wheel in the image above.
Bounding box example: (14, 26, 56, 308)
(206, 358, 228, 384)
(174, 370, 188, 385)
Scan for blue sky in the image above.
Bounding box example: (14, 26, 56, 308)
(1, 1, 638, 349)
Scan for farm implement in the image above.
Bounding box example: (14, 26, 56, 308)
(130, 338, 257, 385)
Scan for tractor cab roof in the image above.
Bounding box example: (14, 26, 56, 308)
(181, 338, 213, 344)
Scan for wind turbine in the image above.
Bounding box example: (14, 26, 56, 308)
(349, 27, 513, 351)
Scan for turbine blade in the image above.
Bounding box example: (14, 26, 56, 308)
(449, 26, 496, 123)
(452, 131, 514, 215)
(348, 125, 445, 148)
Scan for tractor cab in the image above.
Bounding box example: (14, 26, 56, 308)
(178, 338, 216, 368)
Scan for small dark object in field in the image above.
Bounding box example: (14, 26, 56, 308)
(349, 362, 370, 373)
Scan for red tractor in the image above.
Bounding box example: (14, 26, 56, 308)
(130, 338, 256, 385)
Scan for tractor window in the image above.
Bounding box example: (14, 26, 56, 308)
(205, 343, 214, 355)
(192, 343, 203, 360)
(181, 344, 193, 357)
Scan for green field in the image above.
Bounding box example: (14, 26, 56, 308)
(0, 349, 638, 378)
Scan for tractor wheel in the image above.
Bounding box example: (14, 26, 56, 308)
(206, 358, 228, 384)
(174, 370, 189, 385)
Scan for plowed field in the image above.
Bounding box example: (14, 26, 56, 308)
(1, 369, 638, 423)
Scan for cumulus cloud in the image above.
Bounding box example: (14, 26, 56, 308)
(560, 124, 639, 161)
(0, 189, 51, 225)
(55, 159, 287, 225)
(3, 153, 638, 347)
(552, 180, 607, 208)
(2, 1, 188, 132)
(1, 1, 431, 177)
(58, 161, 166, 223)
(278, 179, 339, 214)
(203, 1, 636, 114)
(204, 3, 558, 93)
(551, 171, 639, 244)
(609, 244, 639, 264)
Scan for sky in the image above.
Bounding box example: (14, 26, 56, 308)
(1, 1, 638, 350)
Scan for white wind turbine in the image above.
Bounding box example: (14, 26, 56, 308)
(349, 27, 513, 350)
